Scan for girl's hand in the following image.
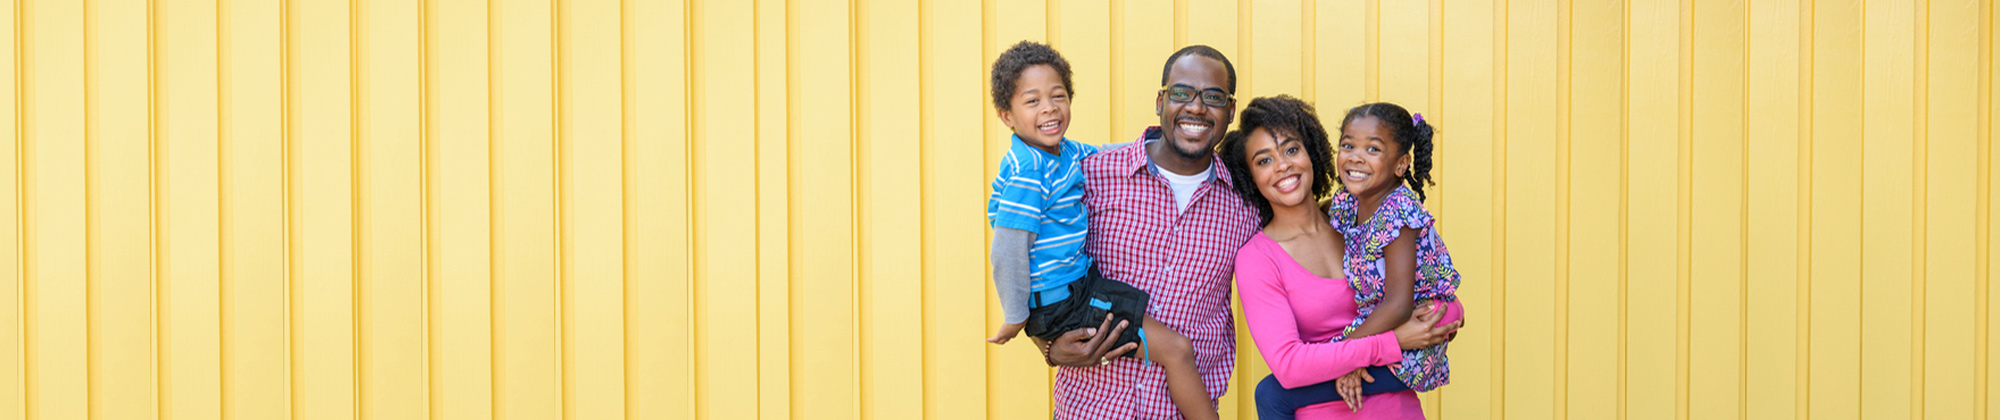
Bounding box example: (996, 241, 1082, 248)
(1336, 368, 1374, 412)
(1393, 302, 1459, 350)
(988, 322, 1027, 344)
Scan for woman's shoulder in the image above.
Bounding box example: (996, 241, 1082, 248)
(1236, 231, 1277, 256)
(1232, 232, 1287, 283)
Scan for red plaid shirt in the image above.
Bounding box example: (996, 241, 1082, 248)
(1057, 127, 1262, 419)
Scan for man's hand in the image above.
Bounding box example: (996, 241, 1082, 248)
(1036, 313, 1138, 367)
(988, 322, 1027, 345)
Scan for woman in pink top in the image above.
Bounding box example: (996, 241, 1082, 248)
(1219, 96, 1464, 419)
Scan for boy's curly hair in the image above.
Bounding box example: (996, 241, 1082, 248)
(990, 41, 1074, 111)
(1219, 95, 1335, 228)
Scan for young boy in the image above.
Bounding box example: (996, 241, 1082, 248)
(985, 41, 1217, 420)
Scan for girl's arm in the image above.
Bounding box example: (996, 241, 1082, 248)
(1238, 242, 1406, 388)
(1342, 227, 1421, 339)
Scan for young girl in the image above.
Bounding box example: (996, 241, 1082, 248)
(1253, 102, 1461, 417)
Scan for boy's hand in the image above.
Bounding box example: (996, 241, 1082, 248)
(988, 322, 1027, 344)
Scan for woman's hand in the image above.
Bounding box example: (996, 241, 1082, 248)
(1038, 313, 1138, 367)
(1335, 368, 1375, 412)
(1392, 301, 1460, 350)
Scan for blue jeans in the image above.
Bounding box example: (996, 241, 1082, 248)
(1254, 366, 1408, 420)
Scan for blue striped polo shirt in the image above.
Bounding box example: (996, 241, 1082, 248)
(988, 135, 1098, 291)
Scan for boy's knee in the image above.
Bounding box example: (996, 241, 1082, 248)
(1152, 329, 1194, 360)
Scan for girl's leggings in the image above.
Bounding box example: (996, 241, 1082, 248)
(1253, 366, 1408, 420)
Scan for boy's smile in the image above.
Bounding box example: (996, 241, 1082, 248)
(998, 64, 1072, 155)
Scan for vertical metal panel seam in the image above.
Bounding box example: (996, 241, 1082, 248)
(852, 0, 868, 416)
(1302, 0, 1314, 105)
(1109, 0, 1121, 138)
(1237, 0, 1248, 99)
(1365, 0, 1378, 101)
(1976, 0, 1992, 418)
(853, 0, 870, 415)
(618, 0, 634, 417)
(149, 0, 165, 416)
(281, 0, 299, 416)
(350, 0, 369, 414)
(551, 0, 571, 417)
(1426, 0, 1442, 412)
(82, 0, 99, 414)
(13, 0, 26, 412)
(977, 1, 990, 408)
(1491, 0, 1508, 416)
(1171, 0, 1183, 52)
(1855, 0, 1869, 415)
(215, 0, 233, 416)
(912, 0, 930, 416)
(1426, 0, 1441, 227)
(1045, 0, 1056, 46)
(486, 0, 506, 417)
(83, 0, 101, 414)
(1797, 1, 1815, 418)
(1555, 0, 1571, 417)
(11, 0, 24, 416)
(1739, 3, 1752, 419)
(686, 0, 705, 416)
(419, 0, 439, 417)
(1618, 2, 1632, 419)
(1674, 2, 1693, 419)
(782, 0, 798, 416)
(1911, 1, 1929, 418)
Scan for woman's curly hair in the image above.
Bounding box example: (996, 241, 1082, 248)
(1219, 95, 1336, 228)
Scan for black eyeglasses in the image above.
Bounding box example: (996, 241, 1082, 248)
(1160, 84, 1233, 108)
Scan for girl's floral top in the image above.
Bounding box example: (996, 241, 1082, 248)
(1326, 184, 1461, 392)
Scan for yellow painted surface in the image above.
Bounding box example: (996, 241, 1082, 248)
(3, 1, 1997, 420)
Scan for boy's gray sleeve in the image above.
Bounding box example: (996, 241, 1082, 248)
(992, 227, 1037, 325)
(1097, 141, 1134, 152)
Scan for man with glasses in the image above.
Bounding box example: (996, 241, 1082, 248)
(1030, 45, 1262, 419)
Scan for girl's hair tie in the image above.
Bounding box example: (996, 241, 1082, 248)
(1413, 113, 1424, 124)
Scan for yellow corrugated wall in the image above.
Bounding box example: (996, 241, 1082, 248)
(2, 0, 1996, 419)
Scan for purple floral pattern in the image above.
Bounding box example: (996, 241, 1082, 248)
(1326, 185, 1461, 392)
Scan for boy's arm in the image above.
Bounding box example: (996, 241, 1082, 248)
(1096, 141, 1134, 152)
(992, 227, 1037, 324)
(1345, 227, 1421, 338)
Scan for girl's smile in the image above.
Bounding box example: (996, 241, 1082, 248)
(1337, 115, 1409, 202)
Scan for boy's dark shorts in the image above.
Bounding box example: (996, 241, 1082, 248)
(1023, 267, 1150, 359)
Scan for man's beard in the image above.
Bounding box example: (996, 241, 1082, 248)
(1169, 136, 1213, 160)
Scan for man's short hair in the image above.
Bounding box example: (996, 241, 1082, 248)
(1160, 45, 1236, 94)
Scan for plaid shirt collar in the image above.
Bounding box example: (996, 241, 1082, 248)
(1117, 126, 1238, 190)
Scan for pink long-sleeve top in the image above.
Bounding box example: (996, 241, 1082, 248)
(1235, 232, 1465, 419)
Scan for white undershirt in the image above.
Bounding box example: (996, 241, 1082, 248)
(1156, 164, 1212, 214)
